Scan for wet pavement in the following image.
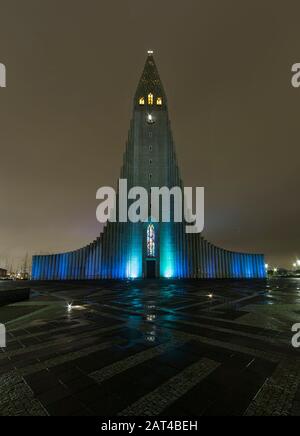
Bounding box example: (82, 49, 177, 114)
(0, 278, 299, 416)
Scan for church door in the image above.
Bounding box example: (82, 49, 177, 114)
(146, 260, 156, 279)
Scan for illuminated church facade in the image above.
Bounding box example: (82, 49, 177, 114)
(32, 53, 266, 280)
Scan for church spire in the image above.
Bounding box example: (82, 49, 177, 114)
(135, 51, 167, 108)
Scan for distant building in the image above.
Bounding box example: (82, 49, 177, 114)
(18, 272, 30, 281)
(32, 53, 265, 280)
(0, 268, 7, 278)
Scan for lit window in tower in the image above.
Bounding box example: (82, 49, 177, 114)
(139, 97, 145, 105)
(157, 97, 162, 105)
(147, 224, 155, 258)
(148, 93, 154, 105)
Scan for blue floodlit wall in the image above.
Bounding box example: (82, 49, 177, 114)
(126, 223, 143, 279)
(160, 223, 176, 279)
(32, 228, 266, 280)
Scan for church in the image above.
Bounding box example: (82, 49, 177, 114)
(32, 52, 265, 280)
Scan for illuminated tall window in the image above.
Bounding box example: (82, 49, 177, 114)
(139, 97, 145, 105)
(157, 97, 162, 105)
(147, 224, 155, 258)
(148, 93, 154, 105)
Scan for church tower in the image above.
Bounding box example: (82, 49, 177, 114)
(32, 52, 266, 280)
(119, 51, 183, 279)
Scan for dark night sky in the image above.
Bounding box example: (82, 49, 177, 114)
(0, 0, 299, 270)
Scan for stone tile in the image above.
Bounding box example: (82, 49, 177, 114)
(46, 396, 85, 416)
(63, 375, 95, 394)
(37, 384, 71, 406)
(25, 370, 63, 395)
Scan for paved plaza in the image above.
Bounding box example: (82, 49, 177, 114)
(0, 278, 299, 416)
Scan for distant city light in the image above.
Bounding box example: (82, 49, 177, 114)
(265, 264, 269, 270)
(67, 302, 73, 312)
(208, 293, 213, 299)
(274, 268, 278, 273)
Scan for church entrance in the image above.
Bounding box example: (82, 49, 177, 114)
(146, 260, 156, 279)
